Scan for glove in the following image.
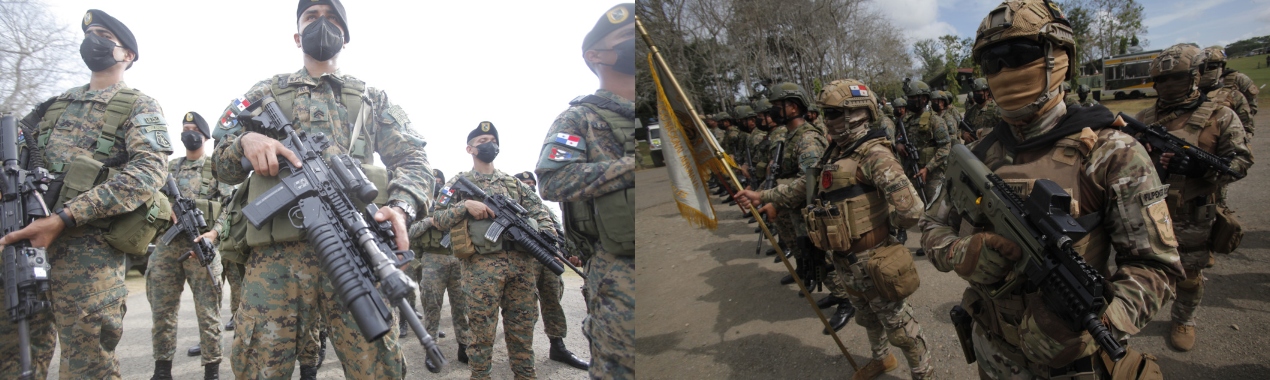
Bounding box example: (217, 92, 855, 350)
(1019, 292, 1100, 367)
(798, 237, 825, 292)
(947, 232, 1022, 285)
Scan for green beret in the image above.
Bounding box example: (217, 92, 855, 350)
(297, 0, 349, 42)
(467, 121, 498, 143)
(82, 9, 138, 61)
(183, 111, 210, 139)
(582, 3, 633, 51)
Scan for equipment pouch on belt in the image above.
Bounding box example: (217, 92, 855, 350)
(218, 183, 252, 264)
(55, 154, 173, 254)
(867, 242, 920, 301)
(562, 202, 596, 259)
(1099, 347, 1163, 380)
(802, 206, 827, 250)
(593, 188, 635, 256)
(449, 219, 476, 259)
(950, 305, 977, 364)
(1211, 204, 1243, 254)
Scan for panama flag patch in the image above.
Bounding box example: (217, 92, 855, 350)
(438, 186, 455, 205)
(849, 85, 869, 97)
(549, 147, 574, 161)
(555, 133, 582, 147)
(233, 97, 252, 112)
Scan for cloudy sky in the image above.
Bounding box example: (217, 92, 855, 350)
(873, 0, 1270, 56)
(46, 0, 622, 214)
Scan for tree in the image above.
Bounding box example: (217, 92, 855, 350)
(0, 0, 84, 115)
(1058, 0, 1147, 60)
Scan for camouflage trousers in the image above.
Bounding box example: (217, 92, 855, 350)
(416, 252, 470, 345)
(146, 239, 224, 364)
(538, 259, 568, 338)
(1171, 247, 1211, 325)
(0, 288, 56, 379)
(775, 205, 807, 260)
(584, 246, 635, 380)
(462, 251, 541, 380)
(48, 230, 130, 378)
(222, 256, 245, 318)
(969, 324, 1107, 380)
(230, 241, 404, 379)
(835, 247, 933, 379)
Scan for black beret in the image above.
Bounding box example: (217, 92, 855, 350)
(432, 169, 445, 184)
(82, 10, 138, 61)
(467, 121, 497, 143)
(183, 112, 210, 139)
(297, 0, 350, 43)
(582, 3, 634, 51)
(513, 171, 536, 183)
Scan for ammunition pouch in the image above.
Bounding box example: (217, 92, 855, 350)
(244, 174, 303, 246)
(450, 220, 476, 259)
(919, 147, 935, 166)
(593, 188, 635, 256)
(218, 182, 251, 264)
(195, 199, 222, 230)
(1211, 204, 1243, 254)
(1099, 347, 1163, 380)
(866, 242, 919, 301)
(413, 226, 449, 252)
(53, 154, 172, 254)
(561, 201, 596, 259)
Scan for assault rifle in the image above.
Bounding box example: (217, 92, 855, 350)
(945, 144, 1125, 362)
(894, 117, 926, 204)
(159, 177, 221, 299)
(754, 142, 783, 255)
(958, 119, 979, 143)
(450, 176, 567, 276)
(235, 97, 446, 372)
(1117, 112, 1243, 180)
(0, 115, 53, 380)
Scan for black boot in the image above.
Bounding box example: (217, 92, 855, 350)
(823, 302, 856, 335)
(765, 248, 777, 256)
(188, 344, 201, 357)
(399, 315, 409, 338)
(779, 274, 794, 285)
(457, 343, 470, 364)
(204, 363, 219, 380)
(299, 365, 318, 380)
(316, 330, 327, 370)
(816, 295, 844, 309)
(915, 248, 926, 256)
(438, 330, 446, 338)
(747, 216, 756, 223)
(549, 337, 589, 370)
(151, 360, 173, 380)
(223, 318, 235, 331)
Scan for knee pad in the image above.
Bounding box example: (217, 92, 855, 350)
(1178, 273, 1203, 290)
(887, 330, 916, 348)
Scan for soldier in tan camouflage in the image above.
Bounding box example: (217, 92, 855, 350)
(147, 112, 234, 380)
(920, 2, 1184, 378)
(3, 9, 172, 379)
(963, 78, 1003, 142)
(737, 78, 935, 380)
(1202, 46, 1255, 138)
(1222, 64, 1260, 129)
(1135, 44, 1252, 353)
(210, 1, 434, 378)
(536, 5, 637, 378)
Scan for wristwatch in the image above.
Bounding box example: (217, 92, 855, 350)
(56, 208, 76, 228)
(385, 199, 416, 225)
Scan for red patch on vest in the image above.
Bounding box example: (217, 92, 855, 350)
(821, 169, 833, 189)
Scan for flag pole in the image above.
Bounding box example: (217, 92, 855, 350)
(636, 16, 860, 370)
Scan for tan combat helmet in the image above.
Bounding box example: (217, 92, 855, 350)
(1150, 43, 1202, 82)
(972, 0, 1075, 118)
(818, 79, 880, 123)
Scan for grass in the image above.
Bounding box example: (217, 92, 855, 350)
(1225, 54, 1269, 103)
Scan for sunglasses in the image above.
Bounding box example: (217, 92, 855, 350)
(822, 107, 847, 120)
(979, 40, 1046, 75)
(1153, 71, 1190, 84)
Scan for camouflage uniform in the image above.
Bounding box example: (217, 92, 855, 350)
(1223, 70, 1259, 124)
(20, 81, 171, 378)
(901, 107, 951, 201)
(762, 126, 933, 379)
(212, 209, 246, 328)
(964, 99, 1003, 141)
(213, 68, 433, 379)
(406, 222, 470, 348)
(147, 156, 232, 365)
(536, 88, 636, 379)
(939, 104, 964, 145)
(1208, 86, 1255, 139)
(748, 128, 770, 180)
(433, 170, 552, 379)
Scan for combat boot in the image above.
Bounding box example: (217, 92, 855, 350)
(188, 344, 201, 356)
(549, 337, 590, 370)
(817, 294, 844, 309)
(151, 360, 173, 380)
(458, 343, 470, 364)
(850, 353, 898, 380)
(399, 314, 408, 338)
(224, 318, 235, 331)
(1169, 322, 1196, 351)
(298, 365, 318, 380)
(823, 302, 856, 335)
(780, 274, 795, 285)
(915, 248, 926, 256)
(204, 363, 219, 380)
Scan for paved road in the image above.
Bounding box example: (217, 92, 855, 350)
(42, 263, 592, 379)
(635, 111, 1270, 379)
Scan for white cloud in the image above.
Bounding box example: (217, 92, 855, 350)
(871, 0, 957, 41)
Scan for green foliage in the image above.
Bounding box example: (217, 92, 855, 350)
(1224, 35, 1270, 58)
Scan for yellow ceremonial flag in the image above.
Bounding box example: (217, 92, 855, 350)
(647, 54, 727, 229)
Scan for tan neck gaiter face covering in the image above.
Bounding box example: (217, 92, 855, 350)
(987, 50, 1069, 123)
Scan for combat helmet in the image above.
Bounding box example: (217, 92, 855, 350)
(713, 112, 732, 122)
(892, 97, 907, 109)
(769, 82, 813, 113)
(903, 78, 932, 98)
(1061, 82, 1071, 93)
(972, 0, 1076, 118)
(733, 105, 757, 119)
(1204, 45, 1227, 64)
(818, 79, 880, 123)
(971, 77, 990, 91)
(753, 97, 773, 114)
(1149, 43, 1202, 80)
(1076, 84, 1090, 95)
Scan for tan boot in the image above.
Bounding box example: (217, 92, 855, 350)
(1168, 322, 1196, 351)
(851, 353, 898, 380)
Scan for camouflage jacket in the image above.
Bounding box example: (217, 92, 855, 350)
(211, 68, 434, 214)
(964, 99, 1002, 140)
(24, 82, 170, 224)
(777, 119, 828, 180)
(167, 156, 235, 216)
(748, 129, 769, 170)
(901, 108, 952, 173)
(762, 129, 923, 223)
(431, 169, 556, 237)
(1135, 101, 1252, 195)
(920, 105, 1184, 340)
(940, 107, 964, 144)
(1207, 86, 1255, 136)
(535, 89, 636, 202)
(877, 116, 897, 143)
(1223, 70, 1259, 115)
(723, 128, 740, 154)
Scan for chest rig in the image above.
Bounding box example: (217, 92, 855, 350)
(171, 157, 222, 228)
(555, 96, 637, 258)
(803, 133, 891, 254)
(1138, 101, 1222, 227)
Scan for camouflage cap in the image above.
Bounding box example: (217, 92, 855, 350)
(733, 105, 757, 119)
(1150, 43, 1202, 78)
(972, 0, 1076, 78)
(769, 82, 812, 111)
(818, 79, 880, 122)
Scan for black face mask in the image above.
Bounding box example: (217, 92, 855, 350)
(599, 39, 635, 76)
(769, 105, 788, 125)
(906, 98, 924, 114)
(80, 34, 120, 72)
(301, 16, 345, 62)
(972, 92, 987, 104)
(181, 131, 204, 151)
(475, 142, 499, 163)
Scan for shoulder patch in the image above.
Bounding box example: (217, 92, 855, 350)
(438, 185, 455, 206)
(133, 112, 166, 127)
(552, 132, 586, 150)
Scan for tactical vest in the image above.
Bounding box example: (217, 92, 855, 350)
(171, 157, 223, 229)
(243, 75, 390, 247)
(963, 125, 1114, 371)
(457, 172, 540, 255)
(36, 87, 173, 254)
(1138, 101, 1223, 245)
(777, 121, 820, 179)
(561, 96, 637, 257)
(804, 136, 892, 253)
(916, 112, 936, 167)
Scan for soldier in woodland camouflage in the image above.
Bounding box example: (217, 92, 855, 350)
(2, 9, 172, 379)
(535, 4, 636, 378)
(1076, 84, 1100, 107)
(920, 2, 1184, 377)
(899, 79, 951, 202)
(963, 78, 1002, 142)
(406, 169, 471, 364)
(1135, 44, 1252, 353)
